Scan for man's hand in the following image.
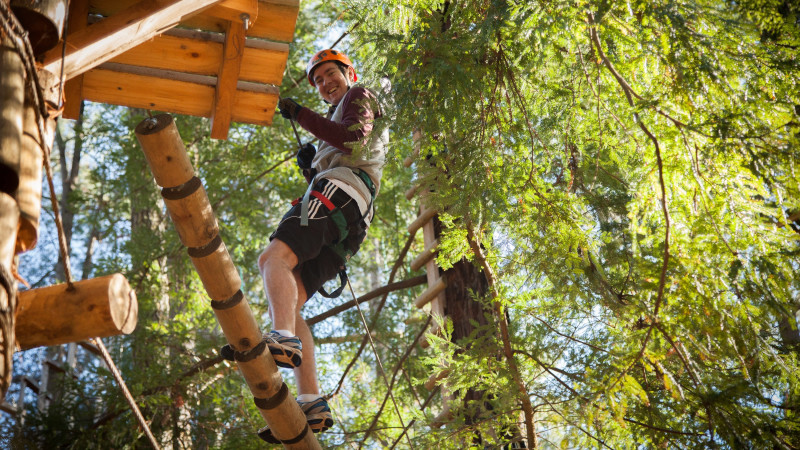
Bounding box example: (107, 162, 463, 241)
(297, 143, 316, 169)
(278, 97, 303, 121)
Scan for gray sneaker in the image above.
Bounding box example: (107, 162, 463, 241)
(258, 396, 334, 443)
(219, 331, 302, 368)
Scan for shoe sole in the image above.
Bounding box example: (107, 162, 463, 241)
(269, 346, 303, 368)
(257, 413, 333, 443)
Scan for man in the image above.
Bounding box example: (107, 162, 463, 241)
(224, 49, 388, 443)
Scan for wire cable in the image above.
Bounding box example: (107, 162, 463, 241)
(346, 276, 414, 450)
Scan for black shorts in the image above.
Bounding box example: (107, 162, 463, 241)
(270, 179, 368, 300)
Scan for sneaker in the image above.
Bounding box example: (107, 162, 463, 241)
(257, 396, 334, 444)
(219, 331, 302, 369)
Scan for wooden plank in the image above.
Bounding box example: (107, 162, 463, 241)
(42, 0, 226, 80)
(211, 20, 246, 139)
(63, 0, 90, 119)
(82, 64, 278, 125)
(184, 0, 298, 43)
(82, 67, 216, 118)
(89, 0, 298, 43)
(107, 29, 287, 85)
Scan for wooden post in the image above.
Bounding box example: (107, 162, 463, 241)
(0, 33, 25, 400)
(135, 114, 321, 449)
(14, 274, 139, 350)
(16, 68, 60, 253)
(0, 34, 24, 197)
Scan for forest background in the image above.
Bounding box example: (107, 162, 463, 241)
(2, 0, 799, 448)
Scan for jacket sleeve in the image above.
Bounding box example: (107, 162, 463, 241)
(296, 87, 378, 154)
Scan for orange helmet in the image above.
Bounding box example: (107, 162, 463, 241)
(306, 49, 357, 86)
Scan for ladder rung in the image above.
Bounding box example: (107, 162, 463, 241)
(407, 207, 437, 235)
(410, 238, 439, 272)
(414, 277, 447, 309)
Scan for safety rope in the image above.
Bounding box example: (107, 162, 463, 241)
(346, 276, 415, 450)
(1, 5, 159, 447)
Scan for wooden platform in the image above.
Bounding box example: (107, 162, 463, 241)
(45, 0, 298, 139)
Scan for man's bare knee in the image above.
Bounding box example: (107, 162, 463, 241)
(259, 239, 298, 272)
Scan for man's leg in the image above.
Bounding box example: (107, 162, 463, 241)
(259, 239, 300, 332)
(258, 238, 320, 395)
(292, 269, 321, 397)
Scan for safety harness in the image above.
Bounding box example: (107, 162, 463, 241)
(295, 169, 376, 297)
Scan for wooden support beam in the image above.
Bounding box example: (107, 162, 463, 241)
(15, 274, 139, 350)
(63, 0, 90, 119)
(104, 28, 288, 85)
(211, 20, 245, 139)
(410, 238, 438, 272)
(42, 0, 225, 80)
(204, 0, 258, 23)
(185, 0, 298, 43)
(82, 64, 277, 125)
(89, 0, 298, 43)
(421, 214, 446, 318)
(414, 277, 447, 309)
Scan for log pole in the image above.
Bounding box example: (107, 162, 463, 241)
(15, 274, 138, 350)
(135, 114, 321, 449)
(0, 34, 24, 197)
(16, 68, 60, 253)
(0, 33, 25, 400)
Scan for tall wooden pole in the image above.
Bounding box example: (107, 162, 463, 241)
(0, 32, 25, 399)
(16, 68, 59, 253)
(135, 114, 321, 449)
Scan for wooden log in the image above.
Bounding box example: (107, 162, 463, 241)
(0, 36, 25, 196)
(210, 289, 262, 352)
(161, 177, 219, 248)
(414, 277, 447, 309)
(16, 69, 60, 254)
(410, 238, 438, 272)
(420, 321, 439, 349)
(0, 194, 19, 399)
(15, 274, 138, 350)
(404, 183, 419, 201)
(9, 0, 67, 56)
(425, 367, 449, 391)
(188, 235, 242, 300)
(134, 113, 195, 188)
(407, 206, 437, 236)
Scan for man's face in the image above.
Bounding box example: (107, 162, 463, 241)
(312, 61, 355, 105)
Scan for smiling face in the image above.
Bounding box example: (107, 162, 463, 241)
(311, 61, 356, 105)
